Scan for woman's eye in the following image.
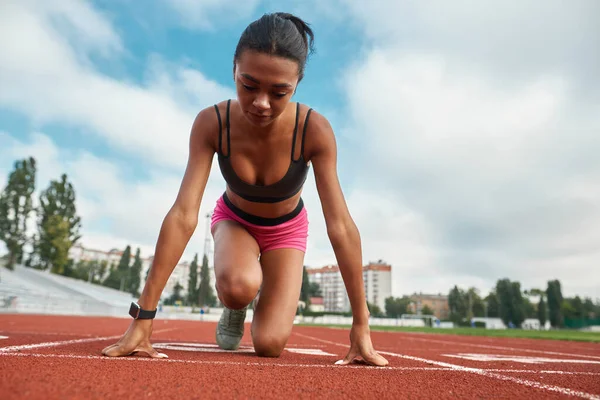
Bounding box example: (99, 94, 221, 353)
(274, 93, 287, 98)
(243, 85, 257, 91)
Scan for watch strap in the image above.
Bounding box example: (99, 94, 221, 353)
(129, 302, 157, 320)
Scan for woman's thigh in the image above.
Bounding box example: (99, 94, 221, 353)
(211, 220, 262, 308)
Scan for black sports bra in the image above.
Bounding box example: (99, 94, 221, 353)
(214, 100, 312, 203)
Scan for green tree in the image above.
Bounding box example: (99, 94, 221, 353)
(367, 301, 383, 317)
(522, 297, 535, 318)
(43, 214, 73, 274)
(128, 248, 142, 297)
(448, 285, 468, 324)
(95, 260, 108, 284)
(0, 157, 36, 269)
(385, 296, 412, 318)
(32, 174, 82, 273)
(187, 254, 199, 306)
(528, 288, 545, 297)
(467, 287, 486, 318)
(583, 298, 596, 319)
(484, 291, 499, 318)
(561, 300, 576, 320)
(198, 254, 216, 307)
(300, 265, 311, 305)
(166, 282, 185, 305)
(309, 281, 322, 297)
(546, 280, 563, 328)
(421, 305, 434, 316)
(570, 296, 585, 319)
(510, 281, 526, 326)
(103, 246, 131, 291)
(537, 296, 547, 327)
(495, 279, 526, 327)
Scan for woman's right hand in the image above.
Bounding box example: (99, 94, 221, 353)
(101, 319, 168, 359)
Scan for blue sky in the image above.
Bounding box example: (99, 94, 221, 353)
(1, 0, 599, 299)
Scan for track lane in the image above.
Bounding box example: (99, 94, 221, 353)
(1, 315, 599, 399)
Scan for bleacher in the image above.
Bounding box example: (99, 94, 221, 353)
(0, 264, 135, 317)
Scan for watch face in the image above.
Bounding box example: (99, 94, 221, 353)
(129, 302, 140, 319)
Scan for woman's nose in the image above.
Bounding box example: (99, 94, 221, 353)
(253, 93, 270, 111)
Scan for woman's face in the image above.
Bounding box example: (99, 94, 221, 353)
(234, 50, 300, 127)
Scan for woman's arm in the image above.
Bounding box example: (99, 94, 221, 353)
(307, 111, 369, 326)
(307, 110, 388, 366)
(137, 107, 217, 311)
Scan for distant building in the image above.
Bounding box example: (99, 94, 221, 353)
(309, 296, 324, 312)
(68, 244, 216, 303)
(307, 265, 349, 312)
(408, 293, 450, 320)
(143, 256, 217, 303)
(307, 261, 392, 313)
(68, 244, 151, 283)
(363, 261, 392, 312)
(69, 244, 124, 267)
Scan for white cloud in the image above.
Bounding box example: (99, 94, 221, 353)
(0, 1, 233, 172)
(331, 1, 600, 299)
(0, 132, 225, 263)
(2, 0, 599, 304)
(0, 1, 231, 264)
(160, 0, 262, 31)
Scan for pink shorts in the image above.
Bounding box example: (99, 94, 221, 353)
(210, 193, 309, 253)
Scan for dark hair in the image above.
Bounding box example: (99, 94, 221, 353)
(234, 12, 315, 80)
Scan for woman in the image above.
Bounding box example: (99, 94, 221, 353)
(102, 12, 388, 367)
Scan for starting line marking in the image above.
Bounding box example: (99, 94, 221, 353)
(0, 352, 429, 370)
(0, 336, 8, 340)
(0, 328, 177, 353)
(1, 353, 599, 376)
(293, 333, 600, 400)
(2, 352, 600, 376)
(443, 353, 600, 365)
(152, 342, 336, 357)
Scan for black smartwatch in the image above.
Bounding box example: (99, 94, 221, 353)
(129, 302, 157, 320)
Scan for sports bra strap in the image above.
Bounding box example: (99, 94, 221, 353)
(214, 104, 223, 155)
(299, 108, 313, 161)
(290, 102, 301, 161)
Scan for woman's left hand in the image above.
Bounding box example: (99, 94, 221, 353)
(335, 323, 389, 366)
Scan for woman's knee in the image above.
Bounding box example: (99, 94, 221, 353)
(252, 331, 289, 358)
(216, 268, 261, 309)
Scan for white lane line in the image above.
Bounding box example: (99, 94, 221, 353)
(443, 353, 600, 364)
(0, 336, 8, 340)
(294, 333, 600, 400)
(0, 352, 438, 370)
(399, 335, 600, 360)
(0, 331, 96, 337)
(488, 369, 600, 376)
(2, 352, 598, 376)
(0, 328, 177, 353)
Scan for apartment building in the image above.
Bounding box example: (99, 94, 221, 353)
(408, 293, 450, 320)
(307, 261, 392, 313)
(68, 244, 152, 283)
(68, 244, 216, 302)
(363, 261, 392, 312)
(307, 265, 349, 312)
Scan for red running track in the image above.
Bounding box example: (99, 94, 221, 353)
(0, 314, 599, 399)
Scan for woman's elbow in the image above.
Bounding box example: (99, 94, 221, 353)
(327, 220, 358, 247)
(168, 206, 198, 235)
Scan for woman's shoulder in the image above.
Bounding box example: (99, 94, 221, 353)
(188, 102, 228, 150)
(295, 102, 331, 130)
(295, 103, 336, 160)
(296, 103, 332, 138)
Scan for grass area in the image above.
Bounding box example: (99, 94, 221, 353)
(297, 324, 600, 343)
